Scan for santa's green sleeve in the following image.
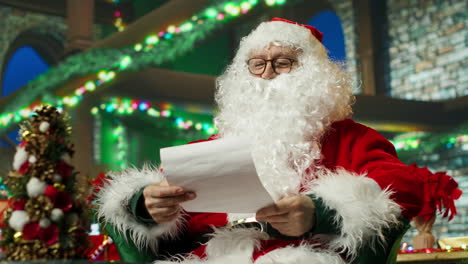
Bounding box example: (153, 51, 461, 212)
(95, 167, 187, 263)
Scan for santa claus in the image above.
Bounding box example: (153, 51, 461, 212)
(95, 18, 460, 264)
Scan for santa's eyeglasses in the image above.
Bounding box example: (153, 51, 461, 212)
(247, 58, 296, 75)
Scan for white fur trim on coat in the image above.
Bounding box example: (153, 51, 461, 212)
(255, 245, 345, 264)
(155, 228, 345, 264)
(95, 165, 185, 252)
(303, 169, 401, 260)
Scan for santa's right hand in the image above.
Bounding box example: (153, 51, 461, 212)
(143, 184, 196, 223)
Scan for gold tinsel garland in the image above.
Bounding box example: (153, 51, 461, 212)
(24, 196, 54, 222)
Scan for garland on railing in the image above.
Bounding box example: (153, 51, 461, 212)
(93, 97, 217, 170)
(0, 0, 289, 137)
(92, 97, 216, 134)
(391, 125, 468, 153)
(391, 123, 468, 167)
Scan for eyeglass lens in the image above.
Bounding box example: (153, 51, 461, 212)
(248, 58, 293, 74)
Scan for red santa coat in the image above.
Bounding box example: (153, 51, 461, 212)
(179, 119, 418, 258)
(96, 119, 460, 264)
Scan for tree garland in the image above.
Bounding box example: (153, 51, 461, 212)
(1, 105, 89, 260)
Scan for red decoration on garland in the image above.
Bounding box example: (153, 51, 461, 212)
(56, 161, 72, 178)
(18, 161, 30, 174)
(22, 222, 40, 240)
(44, 186, 60, 201)
(39, 224, 59, 245)
(54, 191, 73, 212)
(12, 199, 26, 210)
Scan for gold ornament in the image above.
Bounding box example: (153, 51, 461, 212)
(13, 231, 23, 242)
(53, 183, 66, 191)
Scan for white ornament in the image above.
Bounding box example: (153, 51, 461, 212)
(28, 155, 37, 164)
(61, 153, 72, 164)
(39, 218, 51, 228)
(51, 208, 64, 222)
(8, 210, 29, 231)
(39, 121, 50, 133)
(52, 174, 62, 183)
(26, 177, 47, 198)
(12, 146, 28, 171)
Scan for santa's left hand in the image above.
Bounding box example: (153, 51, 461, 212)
(255, 195, 315, 237)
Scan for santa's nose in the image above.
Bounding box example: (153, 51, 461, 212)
(261, 63, 278, 79)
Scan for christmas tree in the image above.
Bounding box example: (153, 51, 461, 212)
(1, 105, 88, 260)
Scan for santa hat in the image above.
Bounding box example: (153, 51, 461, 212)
(270, 17, 323, 43)
(233, 17, 327, 65)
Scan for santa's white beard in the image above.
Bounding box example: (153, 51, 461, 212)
(215, 69, 331, 204)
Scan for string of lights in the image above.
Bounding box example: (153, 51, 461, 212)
(91, 97, 217, 135)
(0, 0, 289, 136)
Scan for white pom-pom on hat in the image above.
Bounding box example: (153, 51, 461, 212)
(51, 208, 64, 222)
(26, 177, 47, 198)
(39, 121, 50, 133)
(9, 210, 30, 231)
(12, 145, 28, 171)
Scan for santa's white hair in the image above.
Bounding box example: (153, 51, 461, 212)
(214, 20, 354, 203)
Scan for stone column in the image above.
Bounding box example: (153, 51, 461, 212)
(65, 0, 94, 53)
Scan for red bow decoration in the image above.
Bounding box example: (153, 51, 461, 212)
(411, 164, 462, 221)
(88, 172, 109, 201)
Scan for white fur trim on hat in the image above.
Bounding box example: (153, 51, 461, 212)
(233, 20, 327, 67)
(302, 169, 401, 260)
(12, 145, 28, 171)
(95, 165, 186, 252)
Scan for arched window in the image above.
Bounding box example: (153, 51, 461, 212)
(1, 46, 50, 97)
(307, 10, 346, 62)
(1, 29, 63, 146)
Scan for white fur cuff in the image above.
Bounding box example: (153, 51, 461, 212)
(304, 169, 401, 260)
(95, 165, 185, 252)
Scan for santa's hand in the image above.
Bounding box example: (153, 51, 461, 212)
(143, 184, 196, 223)
(255, 195, 315, 237)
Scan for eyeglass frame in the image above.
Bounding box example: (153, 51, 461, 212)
(246, 58, 297, 75)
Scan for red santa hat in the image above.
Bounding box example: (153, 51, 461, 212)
(270, 17, 323, 43)
(233, 17, 327, 65)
